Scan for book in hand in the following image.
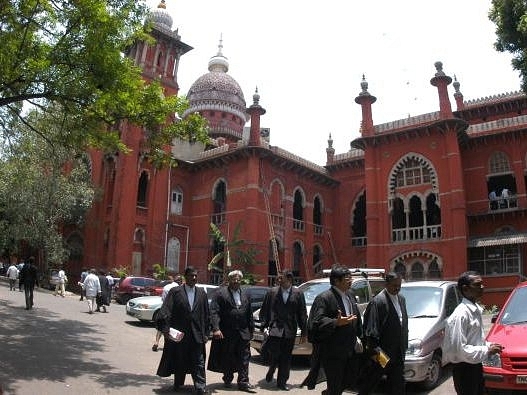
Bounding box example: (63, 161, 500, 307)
(168, 328, 184, 342)
(371, 348, 390, 368)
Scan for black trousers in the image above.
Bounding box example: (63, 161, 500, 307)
(452, 362, 484, 395)
(24, 284, 35, 309)
(358, 356, 405, 395)
(221, 336, 251, 386)
(322, 354, 358, 395)
(266, 336, 295, 386)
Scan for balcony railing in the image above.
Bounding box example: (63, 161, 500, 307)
(271, 214, 284, 227)
(351, 236, 367, 247)
(211, 212, 226, 225)
(293, 219, 304, 232)
(392, 225, 442, 242)
(314, 224, 323, 236)
(489, 196, 517, 211)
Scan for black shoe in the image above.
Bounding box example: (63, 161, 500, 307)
(277, 383, 290, 391)
(152, 344, 158, 352)
(238, 383, 257, 393)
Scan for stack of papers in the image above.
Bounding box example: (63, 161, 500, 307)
(168, 328, 184, 342)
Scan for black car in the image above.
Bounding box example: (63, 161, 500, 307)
(241, 285, 271, 312)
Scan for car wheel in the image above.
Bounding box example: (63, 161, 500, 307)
(421, 352, 442, 390)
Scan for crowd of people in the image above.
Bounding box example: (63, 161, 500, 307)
(154, 266, 501, 395)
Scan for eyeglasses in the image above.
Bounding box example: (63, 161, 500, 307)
(469, 282, 484, 288)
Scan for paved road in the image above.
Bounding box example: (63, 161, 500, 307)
(0, 280, 491, 395)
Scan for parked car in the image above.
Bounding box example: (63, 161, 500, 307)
(250, 268, 385, 356)
(115, 276, 157, 304)
(399, 280, 462, 390)
(241, 285, 271, 312)
(144, 279, 173, 296)
(483, 281, 527, 394)
(125, 284, 219, 323)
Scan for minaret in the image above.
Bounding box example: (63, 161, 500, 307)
(355, 75, 377, 137)
(453, 75, 464, 111)
(247, 87, 266, 146)
(430, 61, 453, 119)
(326, 133, 335, 164)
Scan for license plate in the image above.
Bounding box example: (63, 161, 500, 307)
(517, 375, 527, 384)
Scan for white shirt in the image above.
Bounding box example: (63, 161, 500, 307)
(184, 284, 195, 310)
(230, 288, 241, 307)
(442, 297, 489, 364)
(281, 286, 291, 303)
(333, 286, 352, 316)
(58, 269, 66, 284)
(162, 281, 179, 301)
(6, 265, 18, 279)
(106, 275, 114, 286)
(82, 273, 101, 297)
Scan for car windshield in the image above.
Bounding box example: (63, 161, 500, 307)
(499, 286, 527, 325)
(298, 282, 331, 306)
(400, 286, 443, 318)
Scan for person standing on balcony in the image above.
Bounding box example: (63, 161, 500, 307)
(259, 269, 307, 391)
(488, 189, 498, 210)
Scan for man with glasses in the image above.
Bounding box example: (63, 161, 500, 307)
(442, 271, 503, 395)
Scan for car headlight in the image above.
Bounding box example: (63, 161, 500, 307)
(137, 304, 151, 309)
(483, 353, 502, 368)
(406, 339, 423, 356)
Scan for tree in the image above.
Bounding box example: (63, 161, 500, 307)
(489, 0, 527, 90)
(0, 106, 95, 267)
(208, 222, 263, 285)
(0, 0, 209, 166)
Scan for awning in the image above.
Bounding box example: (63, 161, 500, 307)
(468, 233, 527, 248)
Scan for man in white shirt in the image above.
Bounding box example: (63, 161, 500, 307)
(6, 262, 19, 291)
(442, 271, 503, 395)
(54, 267, 67, 297)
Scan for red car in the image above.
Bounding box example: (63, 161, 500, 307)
(483, 281, 527, 394)
(144, 279, 173, 296)
(115, 276, 157, 304)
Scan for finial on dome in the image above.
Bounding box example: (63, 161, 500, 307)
(453, 74, 461, 93)
(253, 87, 260, 105)
(208, 34, 229, 73)
(360, 74, 369, 94)
(434, 61, 445, 77)
(158, 0, 166, 9)
(327, 133, 333, 148)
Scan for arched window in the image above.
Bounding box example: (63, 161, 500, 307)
(134, 228, 145, 245)
(411, 261, 424, 280)
(426, 193, 441, 238)
(409, 195, 424, 240)
(212, 180, 227, 224)
(395, 158, 432, 187)
(171, 187, 183, 215)
(292, 242, 303, 278)
(137, 171, 149, 207)
(489, 151, 511, 174)
(167, 238, 181, 273)
(312, 245, 323, 275)
(351, 192, 367, 246)
(313, 196, 322, 235)
(428, 259, 441, 278)
(391, 197, 406, 242)
(293, 189, 304, 231)
(394, 262, 406, 279)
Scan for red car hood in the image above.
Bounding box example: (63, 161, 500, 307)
(486, 321, 527, 357)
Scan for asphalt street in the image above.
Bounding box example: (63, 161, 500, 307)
(0, 280, 491, 395)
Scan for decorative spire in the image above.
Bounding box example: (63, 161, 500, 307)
(430, 61, 453, 118)
(434, 61, 446, 77)
(158, 0, 166, 9)
(208, 34, 229, 73)
(327, 133, 333, 149)
(453, 74, 464, 110)
(326, 133, 335, 165)
(355, 74, 377, 136)
(359, 74, 370, 95)
(253, 86, 260, 105)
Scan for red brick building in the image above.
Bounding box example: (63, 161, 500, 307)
(72, 2, 526, 307)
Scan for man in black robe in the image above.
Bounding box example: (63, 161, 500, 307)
(358, 271, 408, 395)
(19, 257, 39, 310)
(307, 264, 364, 395)
(207, 270, 256, 393)
(260, 269, 307, 391)
(156, 266, 210, 394)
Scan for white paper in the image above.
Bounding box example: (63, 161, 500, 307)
(168, 327, 184, 342)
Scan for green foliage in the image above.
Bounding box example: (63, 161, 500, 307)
(0, 0, 209, 165)
(489, 0, 527, 90)
(208, 222, 263, 280)
(152, 263, 168, 280)
(113, 266, 130, 279)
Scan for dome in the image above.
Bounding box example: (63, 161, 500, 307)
(184, 39, 248, 140)
(148, 0, 173, 31)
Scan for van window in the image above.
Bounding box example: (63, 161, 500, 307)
(444, 285, 459, 317)
(351, 279, 371, 304)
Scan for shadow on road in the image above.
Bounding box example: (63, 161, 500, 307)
(0, 298, 155, 394)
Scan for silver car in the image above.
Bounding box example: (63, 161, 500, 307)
(400, 280, 461, 390)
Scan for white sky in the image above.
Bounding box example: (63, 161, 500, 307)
(147, 0, 521, 165)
